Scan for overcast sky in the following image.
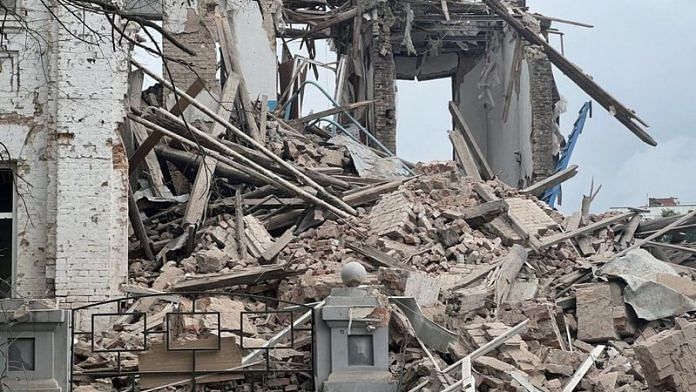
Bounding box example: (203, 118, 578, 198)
(398, 0, 696, 213)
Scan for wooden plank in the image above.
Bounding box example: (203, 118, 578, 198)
(168, 78, 206, 116)
(636, 213, 696, 236)
(128, 130, 163, 175)
(346, 242, 405, 269)
(561, 345, 605, 392)
(131, 121, 169, 197)
(132, 59, 359, 217)
(183, 156, 217, 228)
(170, 265, 306, 291)
(343, 179, 407, 207)
(449, 130, 482, 181)
(210, 72, 240, 138)
(449, 260, 503, 291)
(259, 94, 268, 143)
(521, 165, 579, 197)
(235, 188, 247, 259)
(644, 241, 696, 255)
(495, 245, 528, 307)
(129, 78, 205, 173)
(155, 145, 262, 185)
(128, 189, 155, 261)
(289, 100, 374, 126)
(538, 212, 636, 250)
(511, 371, 544, 392)
(617, 210, 696, 258)
(440, 0, 450, 20)
(449, 101, 494, 180)
(618, 214, 642, 245)
(243, 215, 274, 258)
(261, 227, 296, 263)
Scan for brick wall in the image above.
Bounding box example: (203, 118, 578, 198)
(371, 2, 397, 153)
(525, 46, 558, 182)
(162, 0, 218, 91)
(1, 0, 129, 312)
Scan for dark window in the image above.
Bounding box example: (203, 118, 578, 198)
(0, 169, 13, 298)
(8, 338, 35, 371)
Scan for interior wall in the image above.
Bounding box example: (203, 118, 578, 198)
(456, 29, 534, 187)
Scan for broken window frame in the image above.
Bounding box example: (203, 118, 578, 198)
(0, 163, 16, 299)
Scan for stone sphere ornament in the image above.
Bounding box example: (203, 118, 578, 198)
(341, 261, 367, 287)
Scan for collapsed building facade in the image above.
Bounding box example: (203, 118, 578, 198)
(5, 0, 692, 391)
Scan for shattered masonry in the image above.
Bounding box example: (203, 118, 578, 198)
(1, 0, 687, 391)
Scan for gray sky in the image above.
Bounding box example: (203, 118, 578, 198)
(397, 0, 696, 213)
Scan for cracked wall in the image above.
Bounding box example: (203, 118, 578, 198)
(0, 0, 130, 309)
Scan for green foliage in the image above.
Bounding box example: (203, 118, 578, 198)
(661, 209, 678, 217)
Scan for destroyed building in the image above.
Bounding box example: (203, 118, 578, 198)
(3, 0, 696, 391)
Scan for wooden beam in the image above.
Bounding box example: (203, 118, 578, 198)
(131, 59, 358, 217)
(644, 241, 696, 255)
(210, 72, 240, 138)
(169, 78, 206, 116)
(495, 245, 528, 307)
(483, 0, 656, 146)
(235, 188, 247, 260)
(617, 210, 696, 258)
(129, 78, 206, 173)
(561, 345, 605, 392)
(183, 156, 217, 251)
(128, 189, 155, 261)
(259, 94, 269, 143)
(538, 212, 636, 250)
(289, 100, 374, 126)
(449, 101, 495, 179)
(346, 242, 405, 269)
(449, 130, 482, 181)
(617, 214, 642, 246)
(170, 265, 306, 291)
(261, 227, 296, 263)
(131, 121, 169, 197)
(521, 165, 579, 196)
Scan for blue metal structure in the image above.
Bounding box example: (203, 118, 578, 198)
(543, 101, 592, 207)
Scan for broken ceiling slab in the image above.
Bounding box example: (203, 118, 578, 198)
(599, 249, 696, 320)
(329, 135, 411, 179)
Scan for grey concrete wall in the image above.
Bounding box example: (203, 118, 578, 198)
(455, 29, 539, 187)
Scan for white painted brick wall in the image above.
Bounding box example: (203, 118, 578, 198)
(0, 0, 130, 311)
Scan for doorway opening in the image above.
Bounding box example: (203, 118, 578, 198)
(396, 78, 452, 164)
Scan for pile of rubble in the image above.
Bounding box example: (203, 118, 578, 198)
(77, 72, 696, 390)
(70, 9, 696, 392)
